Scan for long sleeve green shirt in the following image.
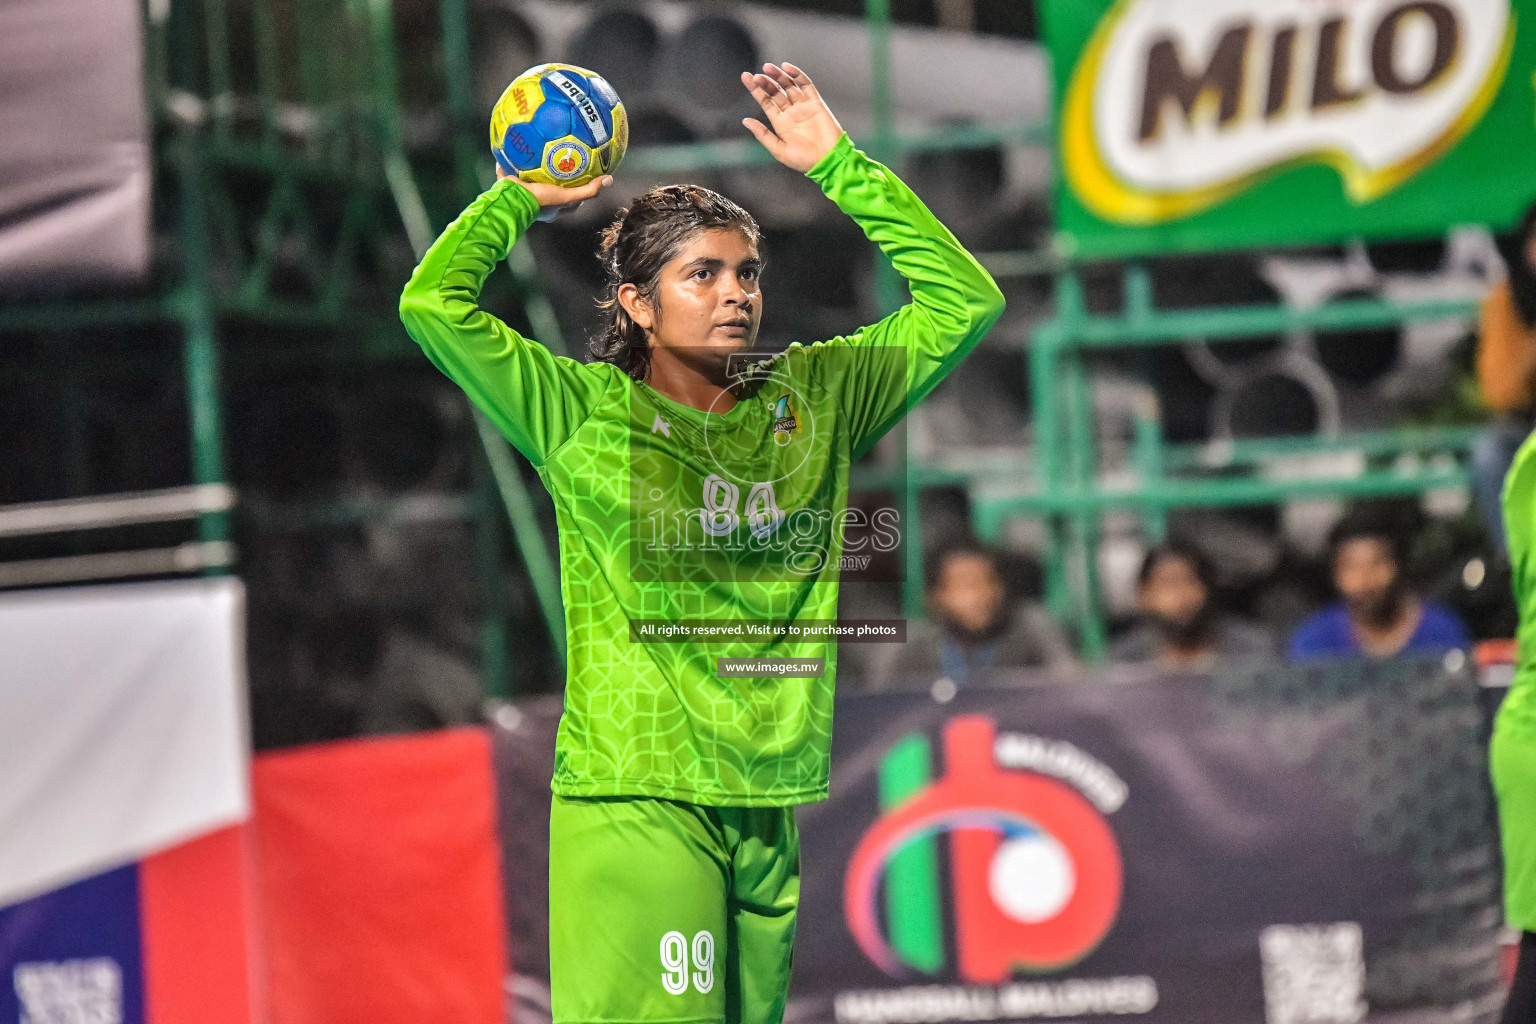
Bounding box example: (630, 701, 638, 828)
(1501, 430, 1536, 741)
(400, 133, 1004, 804)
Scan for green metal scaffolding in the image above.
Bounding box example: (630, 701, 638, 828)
(0, 0, 1491, 687)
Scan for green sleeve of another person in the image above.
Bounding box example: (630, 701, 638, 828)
(1502, 431, 1536, 738)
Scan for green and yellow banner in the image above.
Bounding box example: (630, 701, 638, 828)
(1042, 0, 1536, 257)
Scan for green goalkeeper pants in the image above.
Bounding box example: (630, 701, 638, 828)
(549, 794, 800, 1024)
(1494, 722, 1536, 931)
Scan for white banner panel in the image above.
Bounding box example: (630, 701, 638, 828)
(0, 0, 151, 290)
(0, 578, 250, 908)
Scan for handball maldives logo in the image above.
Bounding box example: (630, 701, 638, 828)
(844, 716, 1127, 983)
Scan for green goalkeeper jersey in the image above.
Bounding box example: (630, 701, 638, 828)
(400, 133, 1004, 805)
(1501, 429, 1536, 742)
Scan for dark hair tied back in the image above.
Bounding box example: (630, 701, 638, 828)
(591, 184, 761, 380)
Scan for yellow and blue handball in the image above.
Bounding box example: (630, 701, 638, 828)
(490, 63, 628, 188)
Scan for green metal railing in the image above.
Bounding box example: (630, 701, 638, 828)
(0, 0, 1494, 685)
(1014, 263, 1481, 660)
(0, 0, 564, 695)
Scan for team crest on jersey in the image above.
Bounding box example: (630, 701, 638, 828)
(771, 394, 798, 445)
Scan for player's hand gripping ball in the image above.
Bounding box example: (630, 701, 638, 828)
(490, 64, 628, 190)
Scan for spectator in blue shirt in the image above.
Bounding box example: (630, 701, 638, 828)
(1289, 506, 1470, 661)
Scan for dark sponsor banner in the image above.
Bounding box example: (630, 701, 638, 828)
(0, 0, 150, 292)
(493, 658, 1502, 1024)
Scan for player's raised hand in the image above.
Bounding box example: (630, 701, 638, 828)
(497, 168, 614, 218)
(740, 63, 844, 173)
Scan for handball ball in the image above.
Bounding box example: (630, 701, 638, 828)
(490, 63, 628, 188)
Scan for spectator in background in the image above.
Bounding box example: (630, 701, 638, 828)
(1474, 201, 1536, 554)
(1110, 542, 1275, 671)
(1289, 505, 1470, 661)
(860, 539, 1078, 691)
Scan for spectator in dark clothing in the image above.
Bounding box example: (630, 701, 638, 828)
(1473, 201, 1536, 553)
(860, 539, 1078, 692)
(1289, 506, 1470, 661)
(1110, 542, 1275, 671)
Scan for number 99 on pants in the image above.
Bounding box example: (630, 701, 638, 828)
(660, 930, 715, 995)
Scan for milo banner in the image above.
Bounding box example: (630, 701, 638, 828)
(494, 658, 1504, 1024)
(1041, 0, 1536, 257)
